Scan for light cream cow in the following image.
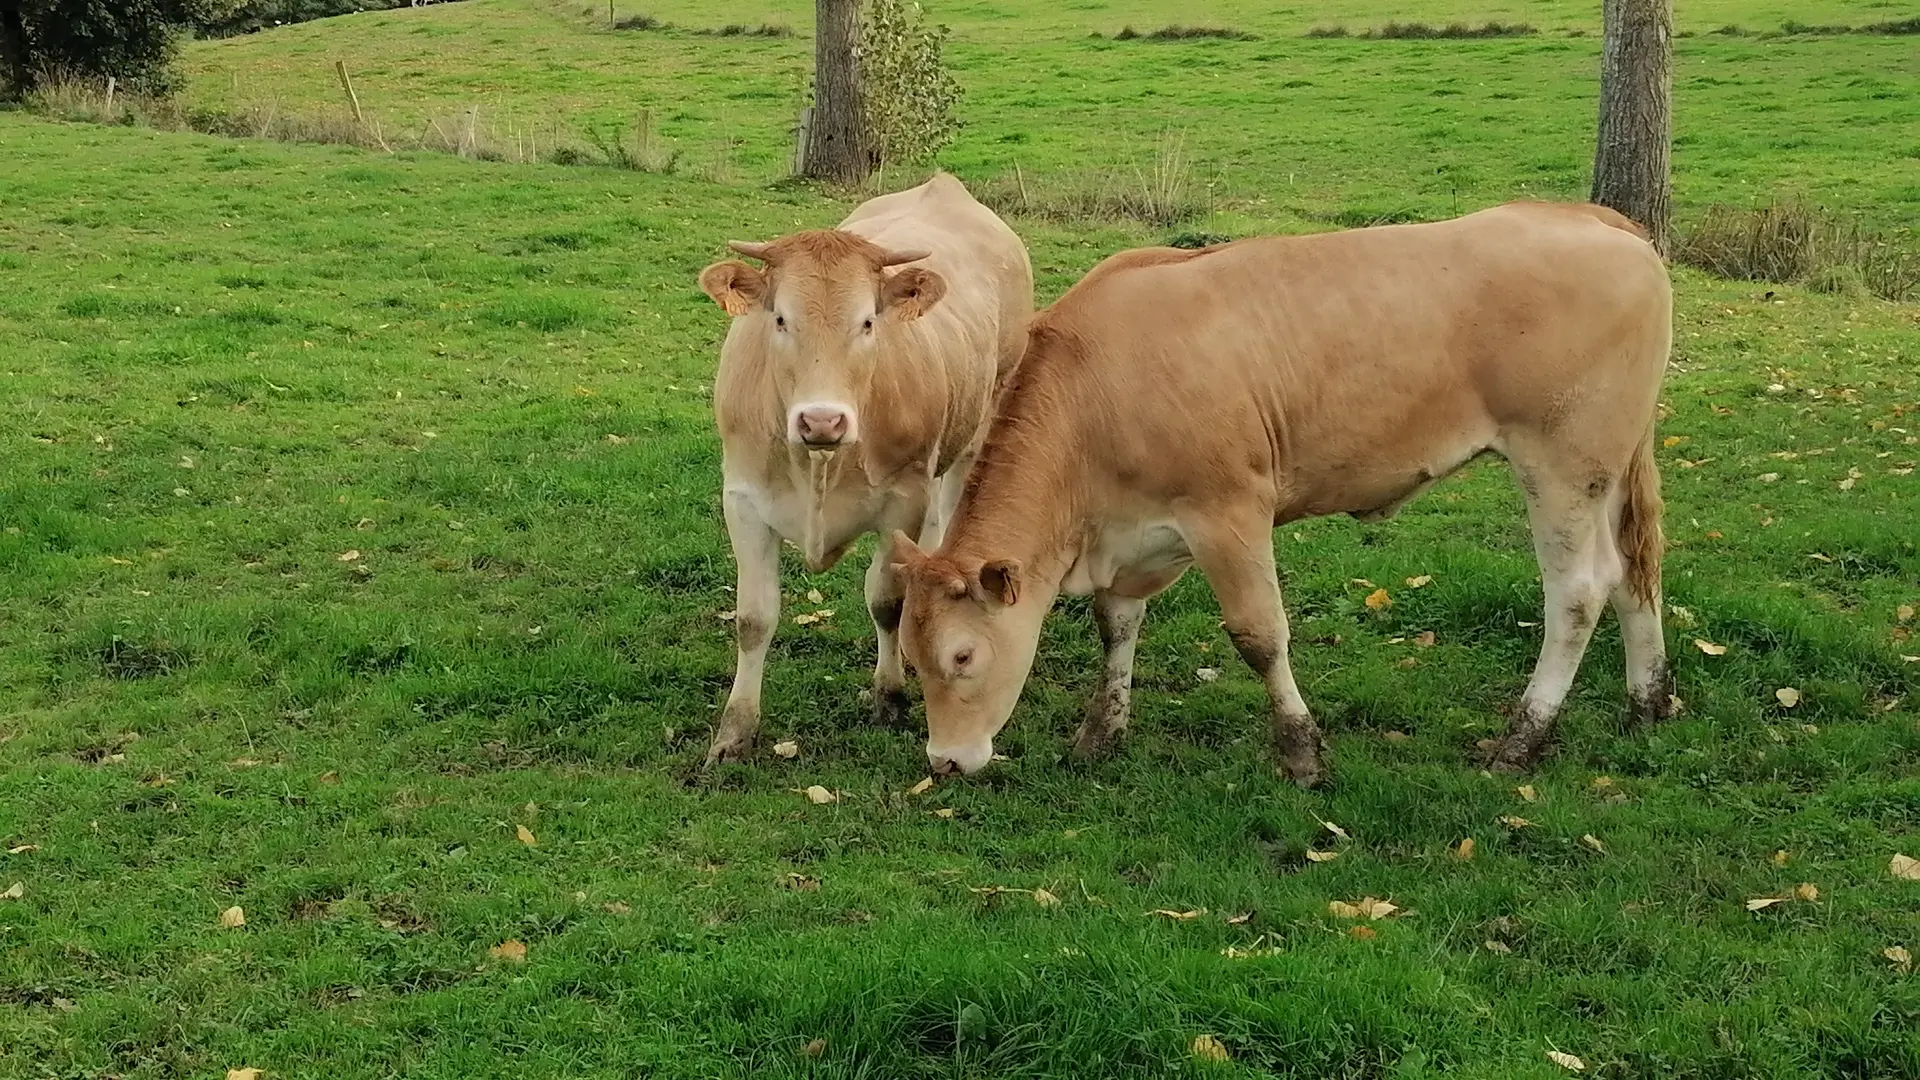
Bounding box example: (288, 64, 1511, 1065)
(697, 174, 1032, 764)
(892, 202, 1671, 784)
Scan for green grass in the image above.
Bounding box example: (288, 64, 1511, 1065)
(2, 0, 1920, 1076)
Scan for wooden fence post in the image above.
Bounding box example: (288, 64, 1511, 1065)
(335, 60, 364, 125)
(104, 76, 116, 117)
(793, 106, 813, 176)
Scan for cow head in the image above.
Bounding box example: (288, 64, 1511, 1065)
(890, 532, 1050, 776)
(699, 231, 947, 449)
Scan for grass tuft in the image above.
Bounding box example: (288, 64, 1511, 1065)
(1676, 200, 1920, 302)
(977, 132, 1205, 228)
(1306, 21, 1535, 39)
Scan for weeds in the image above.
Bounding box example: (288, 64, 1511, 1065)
(1781, 17, 1920, 35)
(1306, 22, 1536, 39)
(585, 109, 679, 172)
(1108, 25, 1256, 41)
(1676, 200, 1920, 302)
(612, 13, 661, 29)
(978, 132, 1207, 228)
(698, 23, 793, 37)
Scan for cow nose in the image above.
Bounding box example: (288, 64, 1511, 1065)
(929, 755, 962, 777)
(795, 406, 848, 446)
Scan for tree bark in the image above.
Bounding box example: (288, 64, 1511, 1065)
(803, 0, 872, 184)
(1591, 0, 1673, 254)
(0, 0, 35, 99)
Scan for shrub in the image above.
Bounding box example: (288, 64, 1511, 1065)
(1676, 201, 1919, 303)
(1, 0, 224, 97)
(859, 0, 961, 166)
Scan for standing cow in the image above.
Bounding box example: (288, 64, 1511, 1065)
(696, 173, 1033, 765)
(891, 202, 1671, 784)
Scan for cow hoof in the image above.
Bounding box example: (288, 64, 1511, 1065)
(870, 687, 912, 729)
(1070, 724, 1124, 762)
(1485, 734, 1543, 773)
(704, 730, 756, 767)
(1274, 746, 1326, 789)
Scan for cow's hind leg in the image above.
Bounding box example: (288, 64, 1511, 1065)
(1489, 459, 1623, 771)
(707, 491, 781, 765)
(1182, 508, 1325, 788)
(1072, 590, 1146, 760)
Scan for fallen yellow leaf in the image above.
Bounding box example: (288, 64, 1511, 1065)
(772, 740, 799, 759)
(1151, 908, 1207, 921)
(516, 825, 536, 846)
(1498, 815, 1535, 829)
(337, 550, 361, 562)
(805, 588, 824, 605)
(1033, 888, 1061, 908)
(908, 777, 934, 796)
(801, 1037, 827, 1057)
(1364, 588, 1392, 610)
(1225, 911, 1253, 925)
(489, 939, 528, 963)
(7, 845, 38, 855)
(1580, 834, 1606, 854)
(1348, 924, 1377, 940)
(1590, 775, 1615, 790)
(1405, 574, 1433, 588)
(1517, 784, 1539, 803)
(1546, 1050, 1587, 1072)
(1773, 850, 1790, 867)
(1191, 1034, 1231, 1063)
(1454, 837, 1476, 861)
(1413, 630, 1437, 648)
(219, 905, 246, 928)
(1304, 849, 1339, 863)
(602, 901, 631, 915)
(1662, 434, 1685, 449)
(801, 785, 837, 805)
(1775, 687, 1802, 708)
(1484, 939, 1512, 954)
(0, 882, 22, 900)
(1382, 730, 1410, 743)
(1315, 816, 1351, 841)
(1328, 897, 1398, 920)
(1794, 882, 1820, 902)
(933, 807, 957, 819)
(1899, 605, 1915, 623)
(1890, 853, 1920, 881)
(228, 1069, 265, 1080)
(1746, 896, 1788, 912)
(1694, 638, 1728, 656)
(1886, 946, 1913, 973)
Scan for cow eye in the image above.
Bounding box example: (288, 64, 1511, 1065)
(862, 317, 874, 333)
(775, 314, 786, 330)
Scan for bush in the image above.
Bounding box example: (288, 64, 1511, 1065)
(859, 0, 961, 166)
(1676, 201, 1919, 303)
(1, 0, 224, 97)
(194, 0, 466, 38)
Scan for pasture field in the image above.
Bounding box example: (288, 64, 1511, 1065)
(3, 0, 1920, 1076)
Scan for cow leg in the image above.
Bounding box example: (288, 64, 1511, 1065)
(1183, 510, 1325, 788)
(1612, 581, 1672, 725)
(919, 455, 972, 550)
(1489, 465, 1621, 771)
(866, 532, 912, 729)
(706, 491, 781, 766)
(1071, 590, 1146, 759)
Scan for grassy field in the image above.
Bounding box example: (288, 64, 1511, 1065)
(3, 0, 1920, 1076)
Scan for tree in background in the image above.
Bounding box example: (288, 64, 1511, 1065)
(0, 0, 227, 98)
(1591, 0, 1673, 253)
(802, 0, 871, 183)
(861, 0, 961, 167)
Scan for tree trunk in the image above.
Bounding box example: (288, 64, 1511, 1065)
(0, 0, 35, 99)
(1591, 0, 1673, 254)
(803, 0, 871, 183)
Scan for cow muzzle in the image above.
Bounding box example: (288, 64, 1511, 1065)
(789, 403, 856, 448)
(927, 740, 993, 777)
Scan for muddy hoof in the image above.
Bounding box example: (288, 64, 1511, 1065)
(1274, 745, 1327, 789)
(1485, 733, 1545, 773)
(1070, 724, 1125, 762)
(704, 728, 757, 767)
(870, 686, 912, 730)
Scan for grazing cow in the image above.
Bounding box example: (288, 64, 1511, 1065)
(697, 173, 1033, 764)
(892, 202, 1671, 785)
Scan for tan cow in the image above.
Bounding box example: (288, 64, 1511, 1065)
(892, 202, 1671, 785)
(696, 173, 1033, 764)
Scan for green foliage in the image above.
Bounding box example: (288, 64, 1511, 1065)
(193, 0, 430, 39)
(858, 0, 962, 165)
(0, 0, 224, 95)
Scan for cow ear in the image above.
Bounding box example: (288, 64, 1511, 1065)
(975, 559, 1021, 607)
(698, 260, 765, 316)
(881, 267, 947, 320)
(888, 530, 925, 574)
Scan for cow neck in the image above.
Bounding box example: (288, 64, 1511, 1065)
(939, 374, 1084, 591)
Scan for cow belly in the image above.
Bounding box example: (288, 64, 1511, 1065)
(1061, 519, 1193, 597)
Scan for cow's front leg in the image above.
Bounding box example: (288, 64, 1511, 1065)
(706, 490, 781, 765)
(867, 499, 929, 729)
(1072, 589, 1146, 759)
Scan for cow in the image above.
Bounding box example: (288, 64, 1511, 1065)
(890, 201, 1671, 786)
(696, 173, 1033, 765)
